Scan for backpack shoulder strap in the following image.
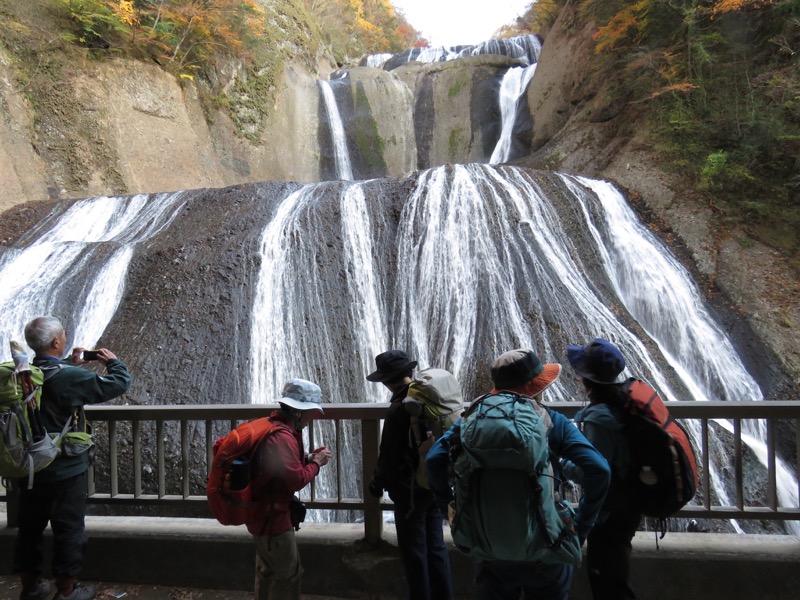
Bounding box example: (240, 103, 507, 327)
(39, 363, 66, 381)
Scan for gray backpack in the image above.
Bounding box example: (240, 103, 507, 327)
(404, 368, 464, 489)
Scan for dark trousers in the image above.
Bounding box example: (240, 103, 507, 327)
(391, 487, 453, 600)
(586, 507, 642, 600)
(475, 560, 573, 600)
(13, 471, 89, 579)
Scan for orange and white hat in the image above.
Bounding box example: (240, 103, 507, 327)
(490, 348, 561, 395)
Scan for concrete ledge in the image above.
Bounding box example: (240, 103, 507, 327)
(2, 518, 800, 599)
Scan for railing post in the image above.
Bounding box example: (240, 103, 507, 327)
(361, 418, 383, 544)
(5, 479, 20, 528)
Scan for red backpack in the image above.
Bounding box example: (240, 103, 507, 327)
(620, 379, 699, 518)
(206, 417, 285, 526)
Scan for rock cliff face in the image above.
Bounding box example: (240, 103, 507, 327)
(0, 53, 513, 204)
(0, 3, 796, 395)
(522, 5, 800, 391)
(0, 56, 326, 210)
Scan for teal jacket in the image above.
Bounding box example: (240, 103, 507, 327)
(426, 408, 610, 543)
(562, 402, 632, 517)
(32, 355, 132, 482)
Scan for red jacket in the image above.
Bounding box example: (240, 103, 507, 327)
(246, 411, 320, 536)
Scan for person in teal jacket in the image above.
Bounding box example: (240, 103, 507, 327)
(13, 316, 132, 600)
(426, 349, 610, 600)
(563, 338, 642, 600)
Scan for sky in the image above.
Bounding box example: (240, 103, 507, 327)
(391, 0, 533, 48)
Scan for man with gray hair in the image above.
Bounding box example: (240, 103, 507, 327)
(246, 379, 332, 600)
(14, 316, 131, 600)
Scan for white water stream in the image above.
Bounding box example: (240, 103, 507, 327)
(0, 192, 188, 354)
(489, 64, 537, 164)
(318, 80, 354, 181)
(243, 164, 797, 531)
(1, 164, 794, 530)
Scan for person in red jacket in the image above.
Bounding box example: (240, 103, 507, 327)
(246, 379, 331, 600)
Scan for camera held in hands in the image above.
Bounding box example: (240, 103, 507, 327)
(82, 350, 100, 361)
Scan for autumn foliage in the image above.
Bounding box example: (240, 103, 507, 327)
(55, 0, 269, 71)
(518, 0, 800, 259)
(302, 0, 424, 61)
(55, 1, 423, 70)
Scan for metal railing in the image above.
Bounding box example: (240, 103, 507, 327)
(3, 401, 800, 541)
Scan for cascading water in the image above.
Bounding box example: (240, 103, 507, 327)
(318, 80, 354, 181)
(1, 31, 794, 533)
(368, 34, 541, 71)
(489, 64, 537, 164)
(0, 192, 188, 353)
(237, 163, 794, 529)
(560, 175, 799, 534)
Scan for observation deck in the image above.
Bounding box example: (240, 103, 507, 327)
(2, 402, 799, 599)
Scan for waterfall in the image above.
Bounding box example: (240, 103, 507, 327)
(365, 53, 394, 69)
(463, 35, 542, 64)
(318, 80, 354, 181)
(371, 34, 541, 71)
(0, 192, 188, 353)
(489, 64, 537, 164)
(1, 163, 793, 530)
(561, 174, 799, 534)
(239, 164, 793, 529)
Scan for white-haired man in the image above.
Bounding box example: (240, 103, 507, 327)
(14, 316, 131, 600)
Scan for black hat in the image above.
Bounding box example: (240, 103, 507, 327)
(366, 350, 418, 383)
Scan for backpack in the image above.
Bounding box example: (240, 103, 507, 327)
(206, 417, 286, 526)
(0, 361, 71, 488)
(617, 378, 699, 519)
(404, 368, 463, 489)
(449, 392, 582, 565)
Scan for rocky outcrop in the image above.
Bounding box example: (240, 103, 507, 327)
(0, 57, 329, 213)
(322, 67, 418, 180)
(522, 5, 800, 393)
(0, 52, 516, 208)
(394, 55, 518, 167)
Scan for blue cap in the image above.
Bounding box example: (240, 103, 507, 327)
(279, 379, 324, 413)
(566, 338, 626, 384)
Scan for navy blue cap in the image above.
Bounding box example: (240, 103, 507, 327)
(567, 338, 626, 384)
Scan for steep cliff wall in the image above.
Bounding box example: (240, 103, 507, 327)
(523, 4, 799, 391)
(0, 56, 327, 212)
(0, 50, 50, 206)
(394, 55, 515, 167)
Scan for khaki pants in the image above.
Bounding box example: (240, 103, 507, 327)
(254, 529, 302, 600)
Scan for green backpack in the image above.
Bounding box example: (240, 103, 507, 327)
(450, 392, 582, 565)
(0, 361, 70, 488)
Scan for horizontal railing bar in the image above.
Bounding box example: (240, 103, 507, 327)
(77, 496, 800, 519)
(84, 401, 800, 421)
(3, 400, 797, 532)
(679, 506, 800, 518)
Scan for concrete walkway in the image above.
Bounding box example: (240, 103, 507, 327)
(3, 517, 800, 599)
(0, 576, 351, 600)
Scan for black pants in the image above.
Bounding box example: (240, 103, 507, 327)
(389, 486, 453, 600)
(586, 506, 642, 600)
(13, 471, 89, 579)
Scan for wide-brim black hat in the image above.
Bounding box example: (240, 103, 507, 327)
(366, 350, 418, 382)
